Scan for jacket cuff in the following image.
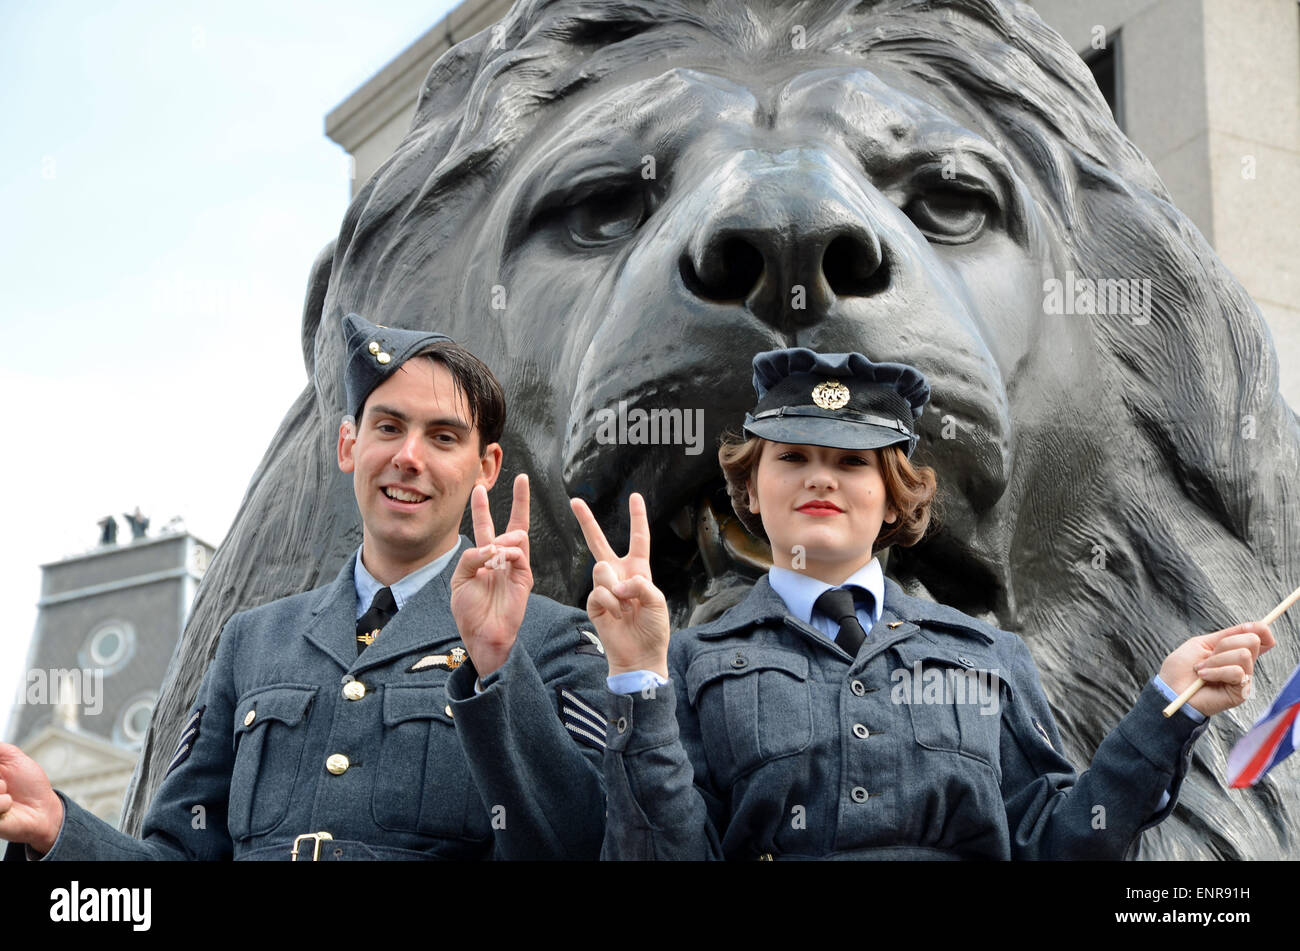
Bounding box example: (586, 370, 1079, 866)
(23, 791, 154, 862)
(605, 680, 680, 754)
(445, 641, 521, 704)
(1118, 680, 1209, 827)
(1118, 679, 1208, 769)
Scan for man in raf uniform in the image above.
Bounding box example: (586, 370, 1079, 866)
(0, 314, 608, 860)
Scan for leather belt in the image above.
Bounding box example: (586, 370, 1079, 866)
(238, 837, 449, 861)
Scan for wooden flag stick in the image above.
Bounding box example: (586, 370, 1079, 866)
(1162, 583, 1300, 718)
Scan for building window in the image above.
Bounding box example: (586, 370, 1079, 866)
(80, 620, 136, 674)
(117, 693, 157, 747)
(1084, 32, 1124, 132)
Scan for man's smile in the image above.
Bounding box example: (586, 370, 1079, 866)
(382, 484, 432, 506)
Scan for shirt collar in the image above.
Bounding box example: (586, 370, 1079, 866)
(353, 541, 459, 618)
(768, 558, 885, 625)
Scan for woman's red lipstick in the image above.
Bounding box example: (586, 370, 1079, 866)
(797, 500, 843, 515)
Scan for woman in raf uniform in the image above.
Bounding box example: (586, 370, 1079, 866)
(570, 347, 1273, 860)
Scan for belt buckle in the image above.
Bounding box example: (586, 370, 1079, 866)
(290, 832, 334, 861)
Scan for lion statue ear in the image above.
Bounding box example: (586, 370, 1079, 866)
(299, 238, 335, 381)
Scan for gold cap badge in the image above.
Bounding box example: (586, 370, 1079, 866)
(811, 380, 850, 410)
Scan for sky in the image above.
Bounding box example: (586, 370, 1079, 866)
(0, 0, 462, 737)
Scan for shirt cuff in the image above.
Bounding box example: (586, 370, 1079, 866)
(607, 670, 670, 694)
(1152, 675, 1207, 723)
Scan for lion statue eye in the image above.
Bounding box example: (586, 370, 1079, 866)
(564, 189, 648, 247)
(902, 188, 993, 244)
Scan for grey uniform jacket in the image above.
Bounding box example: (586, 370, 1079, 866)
(603, 575, 1208, 860)
(10, 539, 609, 861)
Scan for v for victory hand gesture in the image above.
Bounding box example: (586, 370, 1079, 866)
(570, 493, 671, 678)
(450, 474, 534, 677)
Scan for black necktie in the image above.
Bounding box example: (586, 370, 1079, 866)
(813, 587, 871, 656)
(356, 586, 397, 654)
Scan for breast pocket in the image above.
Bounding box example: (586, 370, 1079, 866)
(229, 684, 318, 839)
(685, 646, 813, 786)
(892, 641, 1004, 776)
(372, 683, 485, 841)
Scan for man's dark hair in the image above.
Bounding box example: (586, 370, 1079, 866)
(357, 341, 506, 451)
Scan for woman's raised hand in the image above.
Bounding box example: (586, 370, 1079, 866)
(1158, 621, 1276, 716)
(569, 493, 671, 678)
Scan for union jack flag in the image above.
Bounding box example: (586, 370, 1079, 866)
(1227, 659, 1300, 788)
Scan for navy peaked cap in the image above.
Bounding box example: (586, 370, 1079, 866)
(744, 348, 930, 456)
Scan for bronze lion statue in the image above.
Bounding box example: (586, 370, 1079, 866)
(127, 0, 1300, 859)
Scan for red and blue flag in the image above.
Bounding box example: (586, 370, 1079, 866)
(1228, 659, 1300, 788)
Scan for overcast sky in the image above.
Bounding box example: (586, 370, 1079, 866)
(0, 1, 461, 737)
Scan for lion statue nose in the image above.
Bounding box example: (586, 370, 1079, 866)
(679, 148, 890, 327)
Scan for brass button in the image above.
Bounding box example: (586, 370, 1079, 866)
(851, 786, 869, 803)
(852, 723, 870, 739)
(243, 710, 256, 726)
(367, 341, 380, 355)
(326, 754, 350, 775)
(731, 652, 748, 669)
(851, 680, 866, 697)
(887, 621, 904, 629)
(616, 716, 628, 734)
(342, 681, 366, 701)
(376, 352, 391, 364)
(445, 704, 454, 719)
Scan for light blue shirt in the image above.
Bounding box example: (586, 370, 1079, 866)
(768, 559, 885, 641)
(353, 541, 459, 618)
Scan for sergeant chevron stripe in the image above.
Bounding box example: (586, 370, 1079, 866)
(559, 688, 607, 750)
(165, 706, 204, 776)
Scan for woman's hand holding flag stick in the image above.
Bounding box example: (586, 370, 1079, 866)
(1162, 583, 1300, 718)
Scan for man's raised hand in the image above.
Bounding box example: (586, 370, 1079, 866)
(450, 473, 533, 677)
(0, 743, 63, 854)
(569, 493, 671, 678)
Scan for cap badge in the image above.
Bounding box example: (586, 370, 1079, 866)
(811, 380, 850, 410)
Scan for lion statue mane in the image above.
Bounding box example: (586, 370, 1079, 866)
(127, 0, 1300, 859)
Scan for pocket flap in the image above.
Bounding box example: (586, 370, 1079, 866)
(894, 639, 994, 672)
(685, 646, 809, 704)
(893, 640, 1009, 703)
(233, 684, 318, 739)
(383, 684, 452, 726)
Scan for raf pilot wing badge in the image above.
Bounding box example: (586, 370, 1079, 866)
(408, 646, 469, 672)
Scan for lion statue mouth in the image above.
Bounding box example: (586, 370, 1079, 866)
(128, 0, 1300, 860)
